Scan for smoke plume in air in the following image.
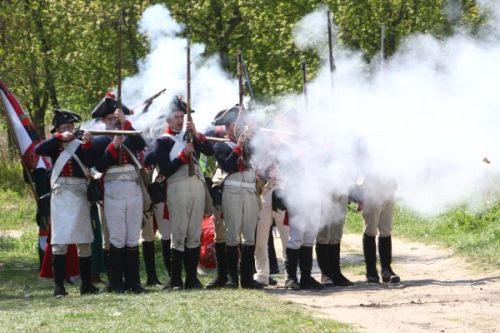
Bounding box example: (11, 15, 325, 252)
(107, 2, 500, 225)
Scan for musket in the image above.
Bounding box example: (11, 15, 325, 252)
(236, 50, 245, 110)
(117, 8, 123, 111)
(205, 136, 230, 142)
(240, 53, 255, 105)
(301, 59, 308, 106)
(259, 128, 298, 136)
(75, 129, 142, 137)
(117, 6, 124, 165)
(327, 10, 336, 87)
(381, 24, 386, 70)
(141, 88, 166, 113)
(186, 39, 195, 176)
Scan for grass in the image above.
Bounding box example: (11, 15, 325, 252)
(0, 159, 37, 231)
(2, 158, 499, 331)
(0, 233, 350, 333)
(345, 202, 500, 268)
(0, 160, 350, 332)
(0, 190, 36, 231)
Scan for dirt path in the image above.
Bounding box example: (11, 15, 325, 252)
(268, 233, 500, 333)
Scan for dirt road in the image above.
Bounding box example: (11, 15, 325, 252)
(268, 233, 499, 333)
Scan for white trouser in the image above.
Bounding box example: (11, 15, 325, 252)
(99, 204, 110, 250)
(52, 243, 91, 257)
(104, 179, 143, 248)
(254, 188, 289, 284)
(141, 203, 171, 242)
(316, 196, 348, 245)
(222, 187, 258, 246)
(154, 202, 171, 241)
(362, 199, 394, 237)
(287, 214, 319, 250)
(212, 207, 226, 243)
(167, 176, 205, 251)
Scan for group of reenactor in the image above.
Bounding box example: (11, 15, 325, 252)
(34, 93, 400, 298)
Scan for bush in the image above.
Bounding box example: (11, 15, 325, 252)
(0, 159, 30, 195)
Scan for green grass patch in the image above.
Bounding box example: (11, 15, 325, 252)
(0, 159, 30, 195)
(0, 159, 37, 231)
(0, 190, 36, 231)
(0, 233, 350, 333)
(345, 202, 500, 268)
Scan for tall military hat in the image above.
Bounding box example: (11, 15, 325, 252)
(50, 109, 82, 133)
(168, 95, 195, 114)
(212, 105, 240, 126)
(91, 92, 132, 118)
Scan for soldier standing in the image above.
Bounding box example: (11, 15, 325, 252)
(152, 97, 214, 289)
(213, 106, 264, 289)
(92, 94, 147, 293)
(35, 110, 98, 297)
(253, 165, 289, 286)
(357, 177, 400, 284)
(315, 196, 353, 287)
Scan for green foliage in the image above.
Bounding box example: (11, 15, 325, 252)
(0, 159, 37, 230)
(0, 0, 154, 136)
(0, 0, 488, 138)
(0, 159, 28, 194)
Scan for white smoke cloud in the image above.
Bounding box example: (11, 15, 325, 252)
(106, 2, 500, 225)
(249, 3, 500, 222)
(120, 4, 238, 140)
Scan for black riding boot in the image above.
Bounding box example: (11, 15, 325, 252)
(184, 246, 203, 289)
(240, 245, 264, 289)
(330, 243, 353, 286)
(161, 239, 172, 277)
(378, 236, 400, 284)
(226, 245, 239, 288)
(268, 226, 279, 274)
(124, 246, 146, 294)
(108, 245, 126, 293)
(284, 247, 300, 290)
(142, 241, 162, 286)
(299, 246, 323, 290)
(79, 256, 99, 295)
(363, 234, 380, 283)
(164, 249, 184, 290)
(53, 254, 68, 298)
(205, 242, 228, 289)
(315, 243, 333, 287)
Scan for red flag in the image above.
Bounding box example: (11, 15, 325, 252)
(0, 80, 50, 170)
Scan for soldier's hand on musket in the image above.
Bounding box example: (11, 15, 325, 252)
(114, 108, 126, 124)
(61, 131, 75, 142)
(186, 120, 198, 138)
(112, 135, 123, 148)
(183, 143, 194, 157)
(82, 131, 92, 144)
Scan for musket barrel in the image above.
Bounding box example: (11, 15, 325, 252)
(205, 136, 230, 142)
(78, 129, 142, 136)
(237, 50, 245, 108)
(301, 59, 308, 106)
(186, 39, 195, 176)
